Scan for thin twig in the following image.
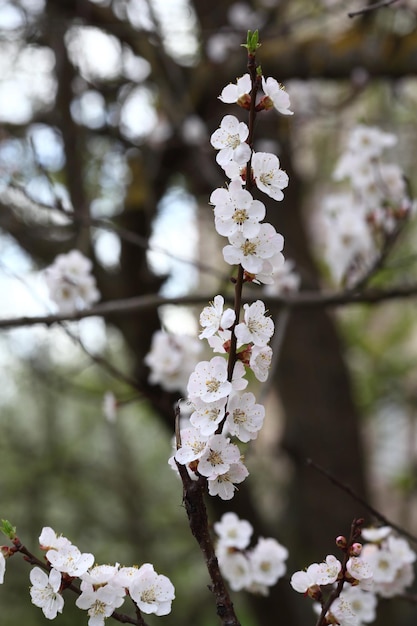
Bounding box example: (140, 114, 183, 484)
(348, 0, 399, 18)
(307, 458, 417, 544)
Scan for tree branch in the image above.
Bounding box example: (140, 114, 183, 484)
(348, 0, 399, 19)
(307, 458, 417, 544)
(3, 284, 417, 329)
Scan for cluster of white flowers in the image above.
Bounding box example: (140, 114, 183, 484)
(45, 250, 100, 313)
(168, 71, 293, 500)
(290, 525, 416, 626)
(144, 330, 201, 394)
(27, 526, 175, 624)
(317, 124, 413, 285)
(360, 525, 416, 598)
(214, 512, 288, 595)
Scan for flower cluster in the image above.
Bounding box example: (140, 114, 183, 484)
(45, 250, 100, 313)
(290, 524, 416, 626)
(360, 525, 416, 598)
(316, 124, 413, 285)
(169, 69, 293, 499)
(25, 526, 175, 624)
(144, 330, 201, 394)
(214, 512, 288, 595)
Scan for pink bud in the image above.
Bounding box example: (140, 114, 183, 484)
(335, 535, 347, 549)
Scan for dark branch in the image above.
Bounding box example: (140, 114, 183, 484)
(307, 459, 417, 544)
(3, 284, 417, 330)
(348, 0, 399, 18)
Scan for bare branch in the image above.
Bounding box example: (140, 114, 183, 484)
(348, 0, 399, 18)
(307, 459, 417, 544)
(3, 284, 417, 330)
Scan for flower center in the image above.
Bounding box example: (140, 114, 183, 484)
(206, 378, 221, 393)
(233, 409, 246, 424)
(241, 241, 257, 256)
(207, 448, 223, 466)
(233, 209, 248, 225)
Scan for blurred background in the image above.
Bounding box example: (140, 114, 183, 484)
(1, 0, 417, 624)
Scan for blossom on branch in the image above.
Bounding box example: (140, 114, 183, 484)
(29, 567, 64, 620)
(199, 295, 235, 340)
(45, 250, 100, 314)
(75, 580, 125, 626)
(207, 460, 249, 500)
(251, 152, 289, 201)
(129, 563, 175, 616)
(210, 180, 266, 239)
(219, 73, 252, 106)
(261, 76, 293, 115)
(225, 392, 265, 442)
(197, 434, 241, 478)
(234, 300, 274, 347)
(223, 222, 284, 274)
(213, 512, 253, 549)
(210, 114, 251, 168)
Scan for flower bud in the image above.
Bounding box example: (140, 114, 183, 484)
(335, 535, 347, 549)
(349, 542, 362, 556)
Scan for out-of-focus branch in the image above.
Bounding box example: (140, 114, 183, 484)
(307, 458, 417, 544)
(348, 0, 399, 18)
(3, 284, 417, 329)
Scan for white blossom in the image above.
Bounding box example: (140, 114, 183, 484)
(234, 300, 274, 347)
(210, 115, 251, 168)
(249, 345, 273, 382)
(39, 527, 71, 552)
(76, 581, 125, 626)
(315, 554, 342, 585)
(129, 563, 175, 616)
(225, 392, 265, 442)
(174, 426, 209, 465)
(81, 564, 120, 586)
(46, 544, 94, 577)
(187, 356, 232, 402)
(340, 586, 377, 624)
(218, 550, 252, 591)
(329, 596, 359, 626)
(252, 152, 289, 201)
(290, 563, 320, 593)
(219, 73, 252, 105)
(261, 76, 293, 115)
(346, 556, 373, 585)
(189, 397, 227, 436)
(223, 222, 284, 274)
(45, 250, 100, 313)
(207, 460, 249, 499)
(214, 512, 253, 549)
(199, 295, 235, 340)
(249, 538, 288, 586)
(211, 180, 266, 239)
(197, 434, 241, 478)
(30, 567, 64, 620)
(361, 526, 392, 543)
(144, 331, 201, 394)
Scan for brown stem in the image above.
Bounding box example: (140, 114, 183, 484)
(348, 0, 398, 18)
(315, 519, 363, 626)
(176, 464, 241, 626)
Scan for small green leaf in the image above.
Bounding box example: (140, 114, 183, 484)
(1, 519, 16, 540)
(241, 29, 261, 54)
